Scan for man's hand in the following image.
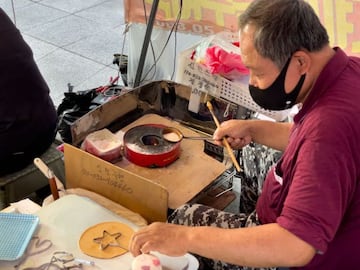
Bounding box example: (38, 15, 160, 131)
(129, 222, 189, 257)
(213, 119, 252, 149)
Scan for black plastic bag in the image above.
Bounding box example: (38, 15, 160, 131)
(56, 88, 98, 143)
(56, 83, 123, 143)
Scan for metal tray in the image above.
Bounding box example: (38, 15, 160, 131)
(0, 213, 39, 261)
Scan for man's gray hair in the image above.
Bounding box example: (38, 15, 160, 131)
(239, 0, 329, 68)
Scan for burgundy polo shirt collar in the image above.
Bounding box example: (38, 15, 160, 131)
(294, 47, 349, 124)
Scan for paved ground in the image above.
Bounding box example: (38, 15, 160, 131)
(2, 0, 126, 107)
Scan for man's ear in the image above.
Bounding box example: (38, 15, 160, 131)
(293, 51, 310, 74)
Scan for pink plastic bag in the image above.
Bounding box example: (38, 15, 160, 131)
(204, 44, 249, 80)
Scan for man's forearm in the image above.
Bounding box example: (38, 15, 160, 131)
(186, 223, 315, 268)
(248, 120, 292, 151)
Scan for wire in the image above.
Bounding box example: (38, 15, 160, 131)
(11, 0, 16, 25)
(139, 0, 183, 84)
(171, 0, 182, 80)
(147, 0, 182, 81)
(117, 23, 129, 84)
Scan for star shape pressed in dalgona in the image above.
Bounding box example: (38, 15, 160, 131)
(93, 230, 126, 250)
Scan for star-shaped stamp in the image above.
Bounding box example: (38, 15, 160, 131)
(93, 230, 126, 250)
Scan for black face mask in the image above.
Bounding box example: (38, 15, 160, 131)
(249, 58, 306, 111)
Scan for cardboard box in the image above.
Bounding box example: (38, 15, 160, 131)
(64, 143, 168, 223)
(64, 81, 228, 223)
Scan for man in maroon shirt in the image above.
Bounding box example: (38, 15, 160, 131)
(0, 9, 57, 175)
(129, 1, 360, 269)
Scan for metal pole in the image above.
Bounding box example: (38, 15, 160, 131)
(133, 0, 160, 87)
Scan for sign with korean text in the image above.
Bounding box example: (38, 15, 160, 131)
(124, 0, 360, 56)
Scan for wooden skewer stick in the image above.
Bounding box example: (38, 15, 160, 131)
(33, 158, 60, 201)
(206, 101, 242, 172)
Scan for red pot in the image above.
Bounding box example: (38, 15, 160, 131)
(123, 124, 181, 167)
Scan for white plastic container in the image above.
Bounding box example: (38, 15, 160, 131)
(83, 128, 122, 162)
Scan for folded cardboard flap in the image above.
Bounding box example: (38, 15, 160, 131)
(64, 144, 168, 223)
(71, 93, 138, 146)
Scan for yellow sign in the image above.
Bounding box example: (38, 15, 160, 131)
(124, 0, 360, 56)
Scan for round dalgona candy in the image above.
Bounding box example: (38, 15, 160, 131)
(132, 253, 162, 270)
